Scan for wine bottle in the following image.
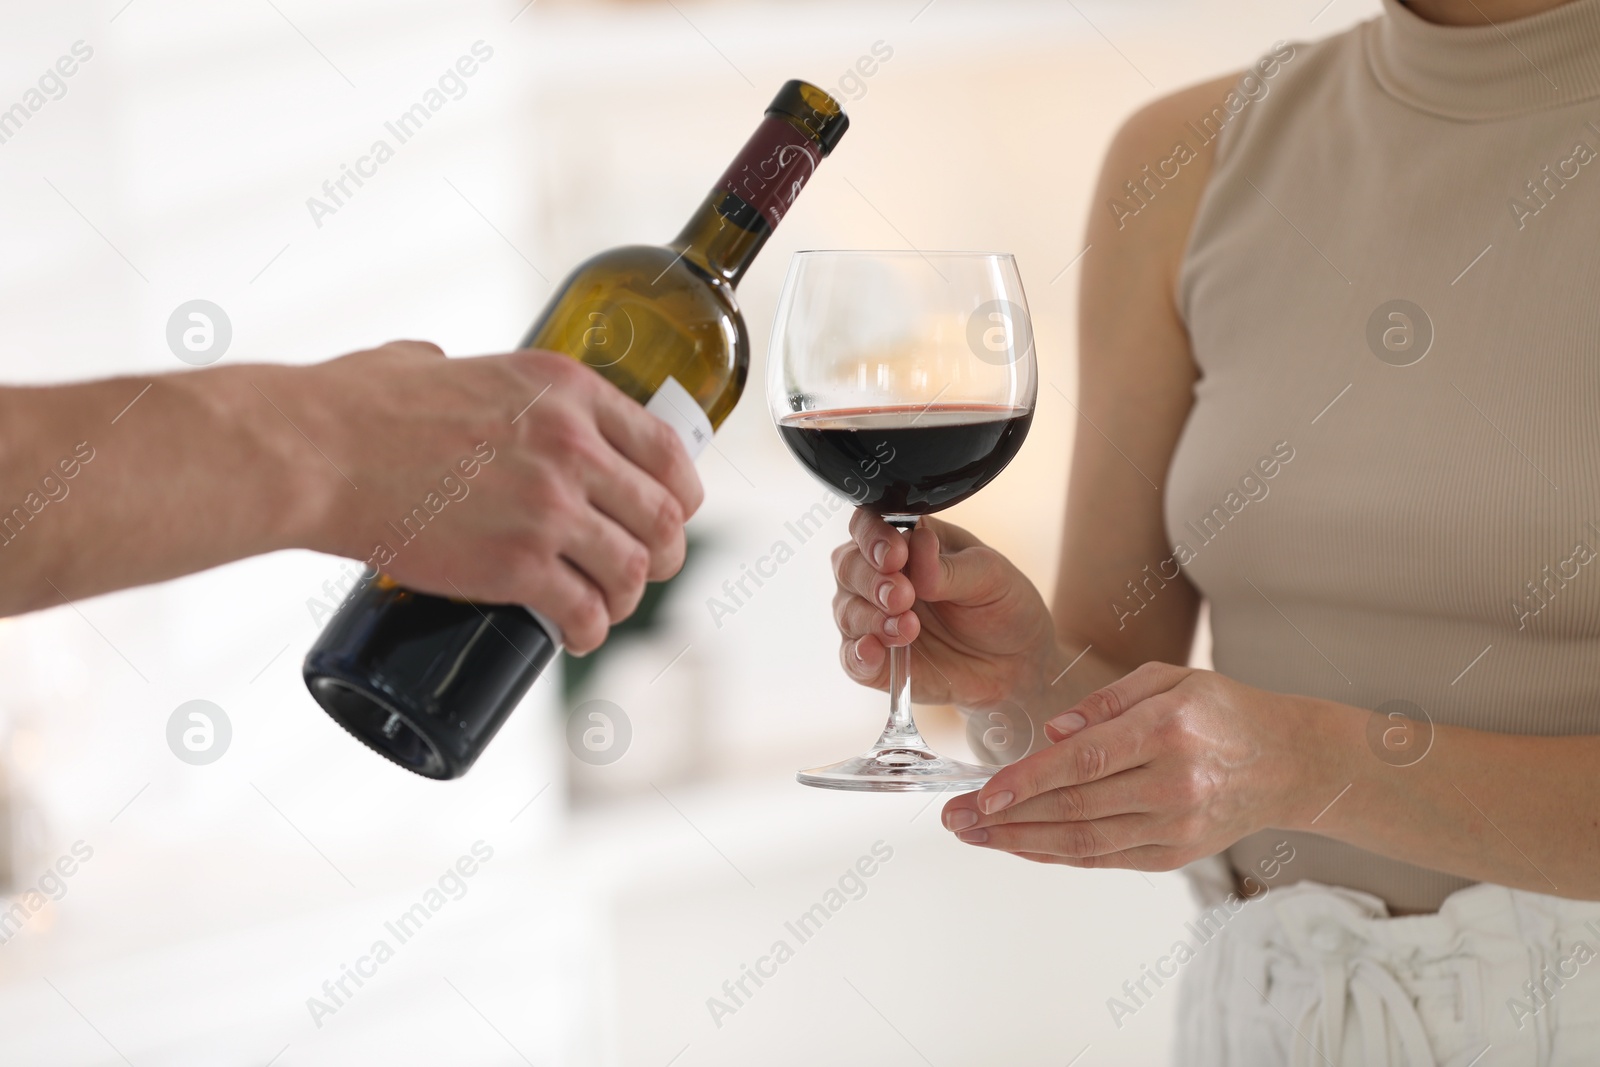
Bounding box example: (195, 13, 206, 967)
(302, 80, 849, 780)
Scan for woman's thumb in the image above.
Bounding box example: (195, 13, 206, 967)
(906, 522, 1004, 605)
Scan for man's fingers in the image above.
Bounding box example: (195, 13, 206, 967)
(387, 339, 446, 358)
(582, 451, 687, 582)
(973, 710, 1153, 815)
(559, 507, 650, 624)
(589, 376, 704, 519)
(849, 508, 908, 573)
(509, 557, 609, 655)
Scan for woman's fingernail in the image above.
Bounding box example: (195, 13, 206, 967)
(945, 809, 978, 831)
(871, 541, 888, 567)
(883, 614, 900, 637)
(876, 581, 893, 609)
(957, 829, 989, 844)
(1046, 711, 1087, 736)
(980, 791, 1014, 815)
(853, 637, 871, 662)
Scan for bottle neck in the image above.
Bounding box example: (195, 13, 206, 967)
(669, 193, 771, 287)
(669, 111, 830, 288)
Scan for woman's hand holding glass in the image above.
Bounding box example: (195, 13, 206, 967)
(831, 509, 1060, 713)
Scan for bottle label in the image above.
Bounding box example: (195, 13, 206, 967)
(644, 375, 712, 460)
(717, 115, 821, 229)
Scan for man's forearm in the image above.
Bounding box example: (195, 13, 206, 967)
(0, 365, 332, 617)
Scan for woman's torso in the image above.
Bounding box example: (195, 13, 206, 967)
(1169, 0, 1600, 913)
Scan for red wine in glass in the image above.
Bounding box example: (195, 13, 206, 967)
(777, 403, 1032, 517)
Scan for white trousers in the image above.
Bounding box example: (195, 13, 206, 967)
(1173, 878, 1600, 1066)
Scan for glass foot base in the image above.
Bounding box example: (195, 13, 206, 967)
(796, 747, 994, 793)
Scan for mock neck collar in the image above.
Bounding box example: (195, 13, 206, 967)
(1367, 0, 1600, 119)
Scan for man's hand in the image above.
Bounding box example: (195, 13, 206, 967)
(295, 341, 704, 654)
(0, 341, 702, 656)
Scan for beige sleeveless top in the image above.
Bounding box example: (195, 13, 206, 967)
(1170, 0, 1600, 912)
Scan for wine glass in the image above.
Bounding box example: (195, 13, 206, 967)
(768, 250, 1038, 791)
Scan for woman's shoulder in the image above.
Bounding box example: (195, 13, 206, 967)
(1102, 36, 1357, 222)
(1084, 73, 1243, 286)
(1087, 32, 1368, 288)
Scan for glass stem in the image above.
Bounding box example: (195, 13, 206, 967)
(872, 524, 927, 753)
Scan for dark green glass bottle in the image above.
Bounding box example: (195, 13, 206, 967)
(303, 80, 849, 779)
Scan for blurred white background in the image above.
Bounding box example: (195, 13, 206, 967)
(0, 0, 1379, 1063)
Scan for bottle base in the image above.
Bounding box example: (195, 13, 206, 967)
(307, 674, 452, 780)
